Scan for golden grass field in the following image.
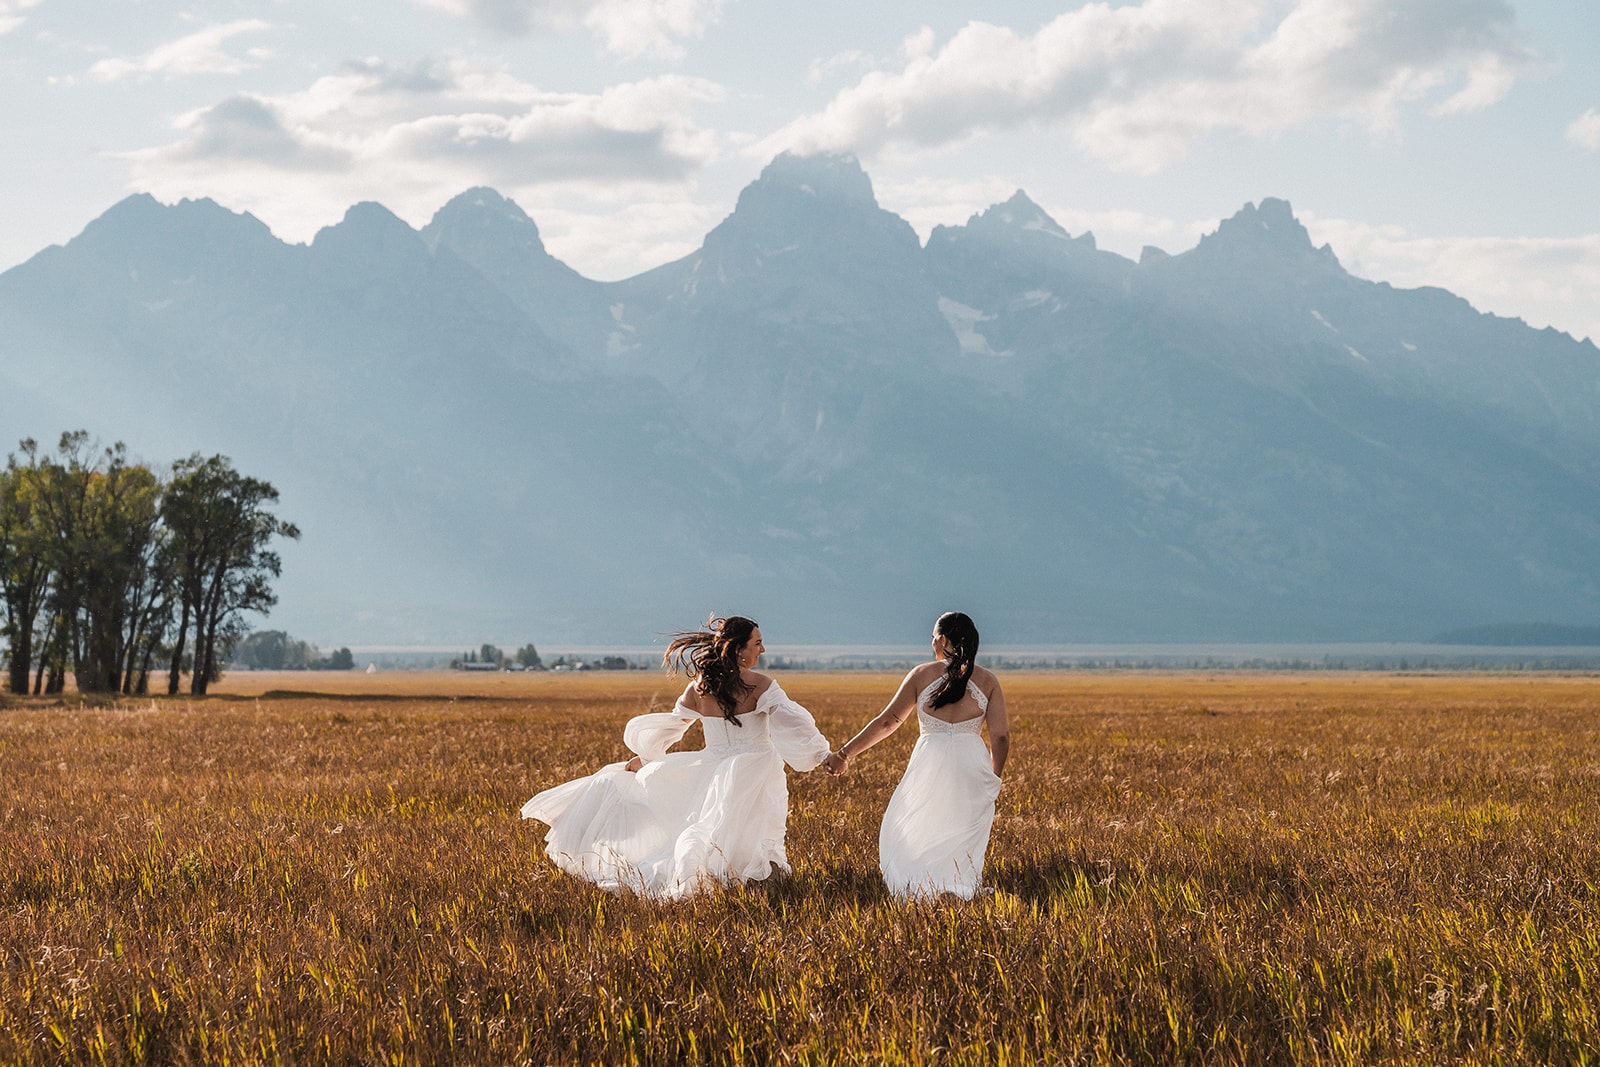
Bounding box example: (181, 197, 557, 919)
(3, 669, 1600, 1064)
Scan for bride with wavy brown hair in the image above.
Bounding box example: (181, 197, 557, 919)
(521, 615, 839, 899)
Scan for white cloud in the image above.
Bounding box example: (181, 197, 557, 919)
(901, 25, 936, 61)
(1567, 108, 1600, 152)
(0, 0, 42, 35)
(88, 20, 275, 82)
(116, 57, 725, 263)
(1304, 213, 1600, 343)
(417, 0, 726, 58)
(807, 49, 875, 87)
(417, 0, 582, 36)
(585, 0, 727, 59)
(764, 0, 1535, 172)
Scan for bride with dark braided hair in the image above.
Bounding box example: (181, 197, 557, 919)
(521, 615, 840, 899)
(827, 612, 1010, 900)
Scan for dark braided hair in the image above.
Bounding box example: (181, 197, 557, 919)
(929, 611, 979, 710)
(663, 615, 758, 725)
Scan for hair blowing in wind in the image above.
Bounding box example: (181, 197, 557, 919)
(662, 615, 758, 724)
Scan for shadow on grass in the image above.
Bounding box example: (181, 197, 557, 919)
(258, 689, 503, 703)
(512, 851, 1113, 912)
(762, 862, 891, 908)
(988, 851, 1106, 902)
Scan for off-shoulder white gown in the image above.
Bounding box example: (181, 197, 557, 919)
(521, 681, 831, 900)
(878, 677, 1003, 900)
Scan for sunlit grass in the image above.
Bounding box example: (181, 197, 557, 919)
(2, 671, 1599, 1063)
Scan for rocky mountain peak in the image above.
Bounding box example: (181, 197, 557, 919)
(973, 191, 1072, 240)
(698, 150, 920, 269)
(749, 151, 878, 208)
(72, 194, 277, 258)
(1196, 198, 1341, 269)
(314, 201, 415, 241)
(310, 202, 427, 265)
(422, 187, 548, 257)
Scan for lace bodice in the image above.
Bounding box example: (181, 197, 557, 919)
(916, 677, 989, 736)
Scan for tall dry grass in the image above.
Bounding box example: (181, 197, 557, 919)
(2, 671, 1599, 1064)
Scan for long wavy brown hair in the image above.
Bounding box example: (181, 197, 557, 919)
(929, 611, 979, 710)
(663, 615, 758, 725)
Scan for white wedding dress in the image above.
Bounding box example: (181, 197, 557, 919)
(879, 676, 1003, 900)
(521, 681, 832, 900)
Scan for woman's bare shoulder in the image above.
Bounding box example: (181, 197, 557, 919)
(745, 671, 776, 697)
(971, 664, 1001, 691)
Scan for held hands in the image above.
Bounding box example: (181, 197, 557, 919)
(624, 755, 644, 773)
(821, 751, 848, 777)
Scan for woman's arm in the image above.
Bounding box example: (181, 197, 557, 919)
(984, 677, 1010, 777)
(623, 682, 701, 771)
(833, 669, 923, 770)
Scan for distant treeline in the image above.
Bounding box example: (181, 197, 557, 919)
(0, 432, 298, 696)
(452, 643, 544, 670)
(231, 630, 353, 671)
(1431, 623, 1600, 647)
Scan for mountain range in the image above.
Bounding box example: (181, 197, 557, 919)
(2, 152, 1596, 646)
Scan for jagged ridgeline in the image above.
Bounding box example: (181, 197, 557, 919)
(1, 153, 1596, 644)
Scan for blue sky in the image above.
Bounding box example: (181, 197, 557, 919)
(3, 0, 1596, 340)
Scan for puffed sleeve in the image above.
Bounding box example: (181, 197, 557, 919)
(760, 683, 833, 771)
(622, 703, 698, 763)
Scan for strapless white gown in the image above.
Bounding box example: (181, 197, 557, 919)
(879, 678, 1002, 900)
(521, 681, 831, 900)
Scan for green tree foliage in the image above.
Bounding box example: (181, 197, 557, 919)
(514, 643, 542, 669)
(0, 434, 297, 696)
(230, 631, 355, 671)
(162, 454, 299, 696)
(1, 434, 176, 694)
(479, 643, 504, 667)
(231, 629, 315, 670)
(319, 647, 355, 671)
(0, 449, 52, 694)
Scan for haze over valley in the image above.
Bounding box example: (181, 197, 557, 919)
(3, 153, 1596, 647)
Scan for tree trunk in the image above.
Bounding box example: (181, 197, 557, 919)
(121, 607, 143, 695)
(167, 599, 190, 696)
(189, 599, 209, 696)
(6, 625, 31, 695)
(135, 635, 157, 696)
(192, 620, 212, 696)
(31, 613, 57, 695)
(192, 563, 227, 696)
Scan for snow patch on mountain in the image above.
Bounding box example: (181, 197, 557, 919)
(939, 297, 1011, 357)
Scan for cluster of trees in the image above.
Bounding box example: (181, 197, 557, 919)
(548, 654, 635, 671)
(452, 643, 542, 670)
(230, 630, 354, 671)
(0, 432, 298, 696)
